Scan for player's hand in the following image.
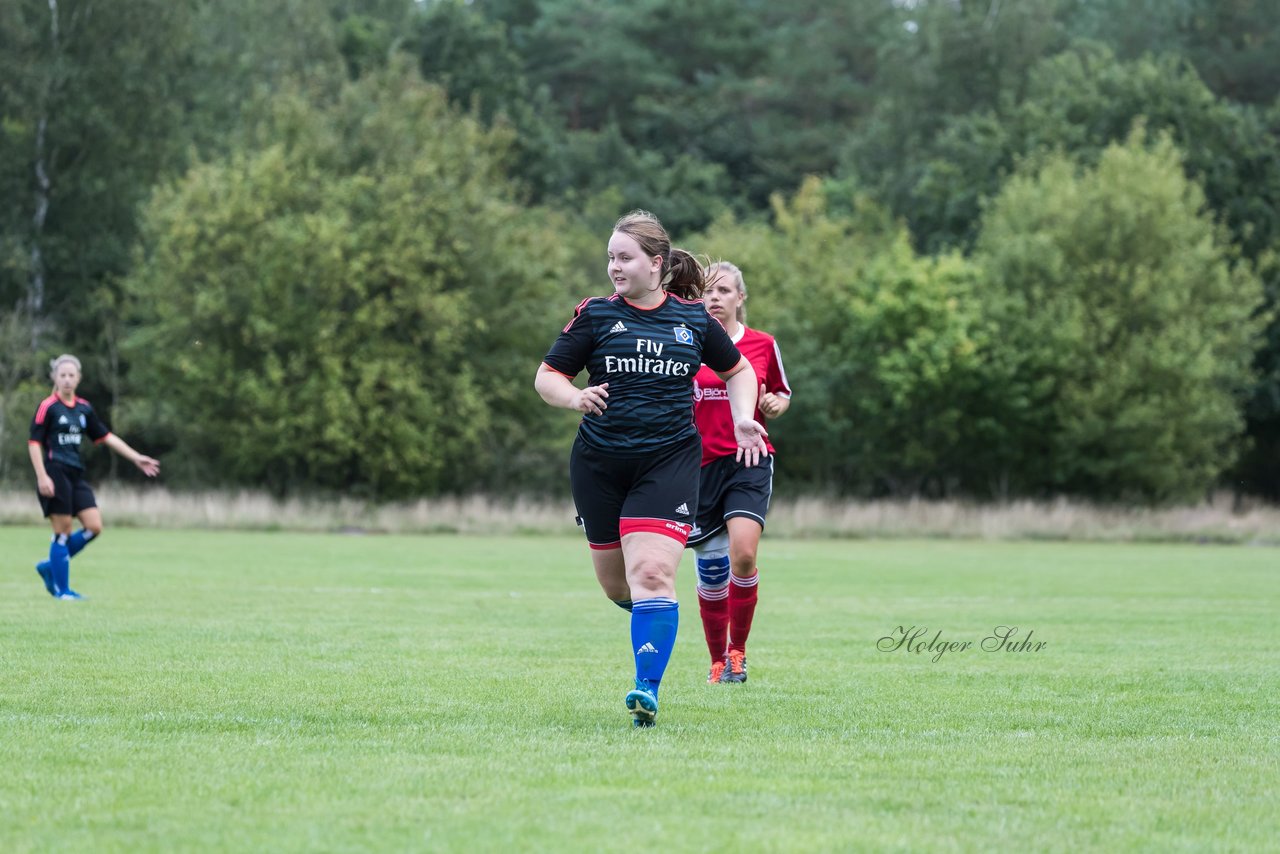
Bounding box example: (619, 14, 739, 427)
(758, 382, 783, 418)
(733, 417, 769, 467)
(571, 383, 609, 416)
(135, 455, 161, 478)
(37, 474, 55, 497)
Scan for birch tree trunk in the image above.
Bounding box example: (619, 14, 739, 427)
(26, 0, 61, 346)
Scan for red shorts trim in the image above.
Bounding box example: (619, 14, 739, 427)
(620, 517, 693, 546)
(588, 540, 622, 551)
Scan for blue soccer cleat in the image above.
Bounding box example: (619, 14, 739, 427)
(35, 561, 58, 597)
(57, 590, 85, 601)
(625, 680, 658, 728)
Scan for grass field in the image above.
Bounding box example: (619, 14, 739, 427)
(2, 527, 1277, 852)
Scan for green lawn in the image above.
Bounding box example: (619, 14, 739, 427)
(2, 528, 1276, 852)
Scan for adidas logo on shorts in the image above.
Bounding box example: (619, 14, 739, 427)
(610, 321, 627, 333)
(675, 503, 690, 516)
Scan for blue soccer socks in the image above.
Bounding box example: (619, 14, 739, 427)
(68, 528, 96, 557)
(630, 598, 678, 700)
(48, 534, 71, 598)
(36, 528, 96, 599)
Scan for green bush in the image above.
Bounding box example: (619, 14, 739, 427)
(121, 63, 592, 498)
(974, 131, 1268, 500)
(699, 178, 988, 496)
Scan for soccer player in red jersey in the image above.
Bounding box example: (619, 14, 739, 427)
(535, 212, 769, 727)
(29, 354, 161, 600)
(688, 262, 791, 684)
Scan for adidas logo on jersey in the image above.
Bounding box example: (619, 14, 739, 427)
(609, 321, 628, 333)
(58, 415, 69, 424)
(675, 503, 690, 516)
(636, 642, 659, 655)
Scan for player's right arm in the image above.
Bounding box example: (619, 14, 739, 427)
(28, 441, 54, 497)
(28, 405, 54, 496)
(703, 319, 768, 467)
(535, 364, 610, 415)
(537, 297, 611, 415)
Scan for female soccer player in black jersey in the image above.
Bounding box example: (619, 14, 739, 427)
(535, 210, 769, 727)
(28, 354, 160, 600)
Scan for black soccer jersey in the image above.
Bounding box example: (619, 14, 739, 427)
(29, 395, 111, 470)
(543, 293, 742, 455)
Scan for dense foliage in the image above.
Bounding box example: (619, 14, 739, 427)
(2, 0, 1278, 500)
(120, 66, 588, 497)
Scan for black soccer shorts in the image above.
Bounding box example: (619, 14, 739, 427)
(686, 453, 774, 547)
(569, 433, 701, 548)
(37, 462, 98, 518)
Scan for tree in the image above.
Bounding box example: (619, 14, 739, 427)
(934, 44, 1280, 258)
(1065, 0, 1280, 105)
(0, 0, 352, 448)
(0, 307, 42, 484)
(698, 178, 989, 496)
(974, 132, 1268, 500)
(330, 0, 415, 79)
(719, 0, 892, 210)
(405, 0, 576, 204)
(878, 43, 1280, 496)
(120, 63, 593, 498)
(841, 0, 1070, 232)
(469, 0, 766, 231)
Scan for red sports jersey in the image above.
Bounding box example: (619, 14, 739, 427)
(692, 325, 791, 465)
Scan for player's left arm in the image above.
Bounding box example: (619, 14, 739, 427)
(718, 359, 769, 467)
(759, 386, 790, 420)
(758, 336, 792, 420)
(102, 433, 161, 478)
(704, 317, 768, 464)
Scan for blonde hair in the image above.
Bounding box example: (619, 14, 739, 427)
(49, 353, 82, 380)
(703, 261, 747, 323)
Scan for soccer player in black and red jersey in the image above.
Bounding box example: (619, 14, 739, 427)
(28, 354, 160, 600)
(535, 211, 769, 728)
(688, 262, 792, 685)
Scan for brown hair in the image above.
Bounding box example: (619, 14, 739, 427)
(613, 210, 705, 301)
(703, 261, 747, 324)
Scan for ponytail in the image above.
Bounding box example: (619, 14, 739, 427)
(662, 248, 705, 301)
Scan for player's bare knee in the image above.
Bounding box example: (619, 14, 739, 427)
(627, 560, 673, 594)
(630, 566, 665, 590)
(85, 521, 104, 537)
(731, 549, 757, 576)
